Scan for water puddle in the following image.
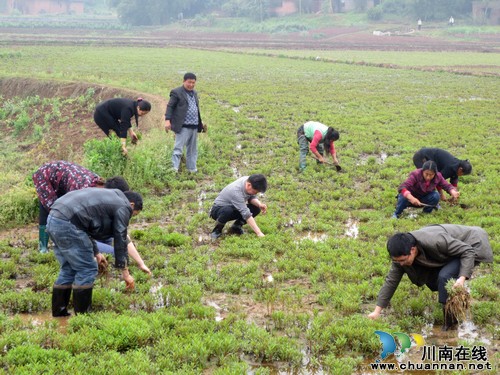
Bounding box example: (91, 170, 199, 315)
(231, 165, 241, 178)
(149, 282, 166, 309)
(344, 217, 359, 239)
(205, 300, 224, 322)
(232, 106, 240, 113)
(296, 232, 328, 243)
(357, 153, 389, 166)
(197, 190, 206, 214)
(17, 311, 70, 333)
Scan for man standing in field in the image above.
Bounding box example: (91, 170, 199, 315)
(209, 174, 268, 240)
(164, 72, 206, 173)
(368, 224, 493, 331)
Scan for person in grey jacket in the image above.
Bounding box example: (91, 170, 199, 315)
(46, 188, 143, 317)
(368, 225, 493, 330)
(209, 174, 268, 240)
(164, 72, 206, 173)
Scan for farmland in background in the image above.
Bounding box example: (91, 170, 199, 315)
(0, 42, 498, 374)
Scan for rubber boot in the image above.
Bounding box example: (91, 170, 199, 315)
(228, 219, 245, 235)
(52, 285, 72, 317)
(210, 221, 225, 240)
(73, 287, 93, 315)
(39, 225, 49, 254)
(442, 305, 458, 331)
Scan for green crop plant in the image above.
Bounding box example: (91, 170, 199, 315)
(0, 42, 498, 373)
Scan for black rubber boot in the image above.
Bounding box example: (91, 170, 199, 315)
(228, 220, 245, 235)
(73, 287, 93, 315)
(442, 305, 458, 331)
(52, 285, 72, 317)
(210, 222, 225, 240)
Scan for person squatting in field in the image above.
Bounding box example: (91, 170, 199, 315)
(164, 72, 206, 173)
(413, 147, 472, 202)
(209, 174, 268, 240)
(297, 121, 341, 172)
(392, 160, 460, 219)
(47, 188, 143, 316)
(94, 97, 151, 156)
(32, 160, 151, 276)
(368, 224, 493, 330)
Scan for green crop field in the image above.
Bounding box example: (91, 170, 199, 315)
(0, 45, 498, 374)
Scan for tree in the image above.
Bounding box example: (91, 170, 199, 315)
(110, 0, 207, 26)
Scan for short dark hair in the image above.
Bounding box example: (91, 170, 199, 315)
(459, 160, 472, 175)
(184, 72, 197, 81)
(124, 191, 143, 211)
(137, 98, 151, 112)
(248, 174, 267, 193)
(387, 233, 416, 257)
(421, 160, 437, 173)
(105, 176, 129, 192)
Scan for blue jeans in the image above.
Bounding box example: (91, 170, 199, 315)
(46, 216, 98, 287)
(172, 127, 198, 172)
(96, 241, 114, 255)
(394, 191, 440, 216)
(425, 258, 461, 304)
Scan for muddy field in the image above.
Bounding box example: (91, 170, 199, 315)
(1, 25, 498, 52)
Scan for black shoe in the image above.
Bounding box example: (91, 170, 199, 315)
(210, 222, 225, 240)
(210, 230, 223, 240)
(73, 287, 93, 314)
(228, 225, 244, 235)
(52, 285, 72, 317)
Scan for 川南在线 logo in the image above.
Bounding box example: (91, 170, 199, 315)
(374, 330, 426, 362)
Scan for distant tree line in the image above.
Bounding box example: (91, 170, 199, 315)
(107, 0, 475, 26)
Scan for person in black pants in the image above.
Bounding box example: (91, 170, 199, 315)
(94, 98, 151, 155)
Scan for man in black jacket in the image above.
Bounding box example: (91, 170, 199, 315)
(46, 188, 143, 316)
(413, 148, 472, 200)
(164, 72, 206, 173)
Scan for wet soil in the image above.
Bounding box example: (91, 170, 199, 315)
(0, 26, 498, 53)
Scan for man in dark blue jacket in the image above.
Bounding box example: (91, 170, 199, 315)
(164, 72, 206, 173)
(46, 188, 143, 316)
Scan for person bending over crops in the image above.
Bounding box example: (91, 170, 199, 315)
(94, 97, 151, 156)
(297, 121, 340, 172)
(413, 147, 472, 202)
(32, 161, 151, 276)
(47, 188, 142, 316)
(209, 174, 268, 240)
(368, 225, 493, 330)
(392, 160, 459, 219)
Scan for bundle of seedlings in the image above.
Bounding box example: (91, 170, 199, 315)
(445, 279, 471, 323)
(97, 255, 111, 286)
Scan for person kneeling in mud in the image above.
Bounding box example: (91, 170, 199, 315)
(47, 188, 142, 317)
(209, 174, 268, 240)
